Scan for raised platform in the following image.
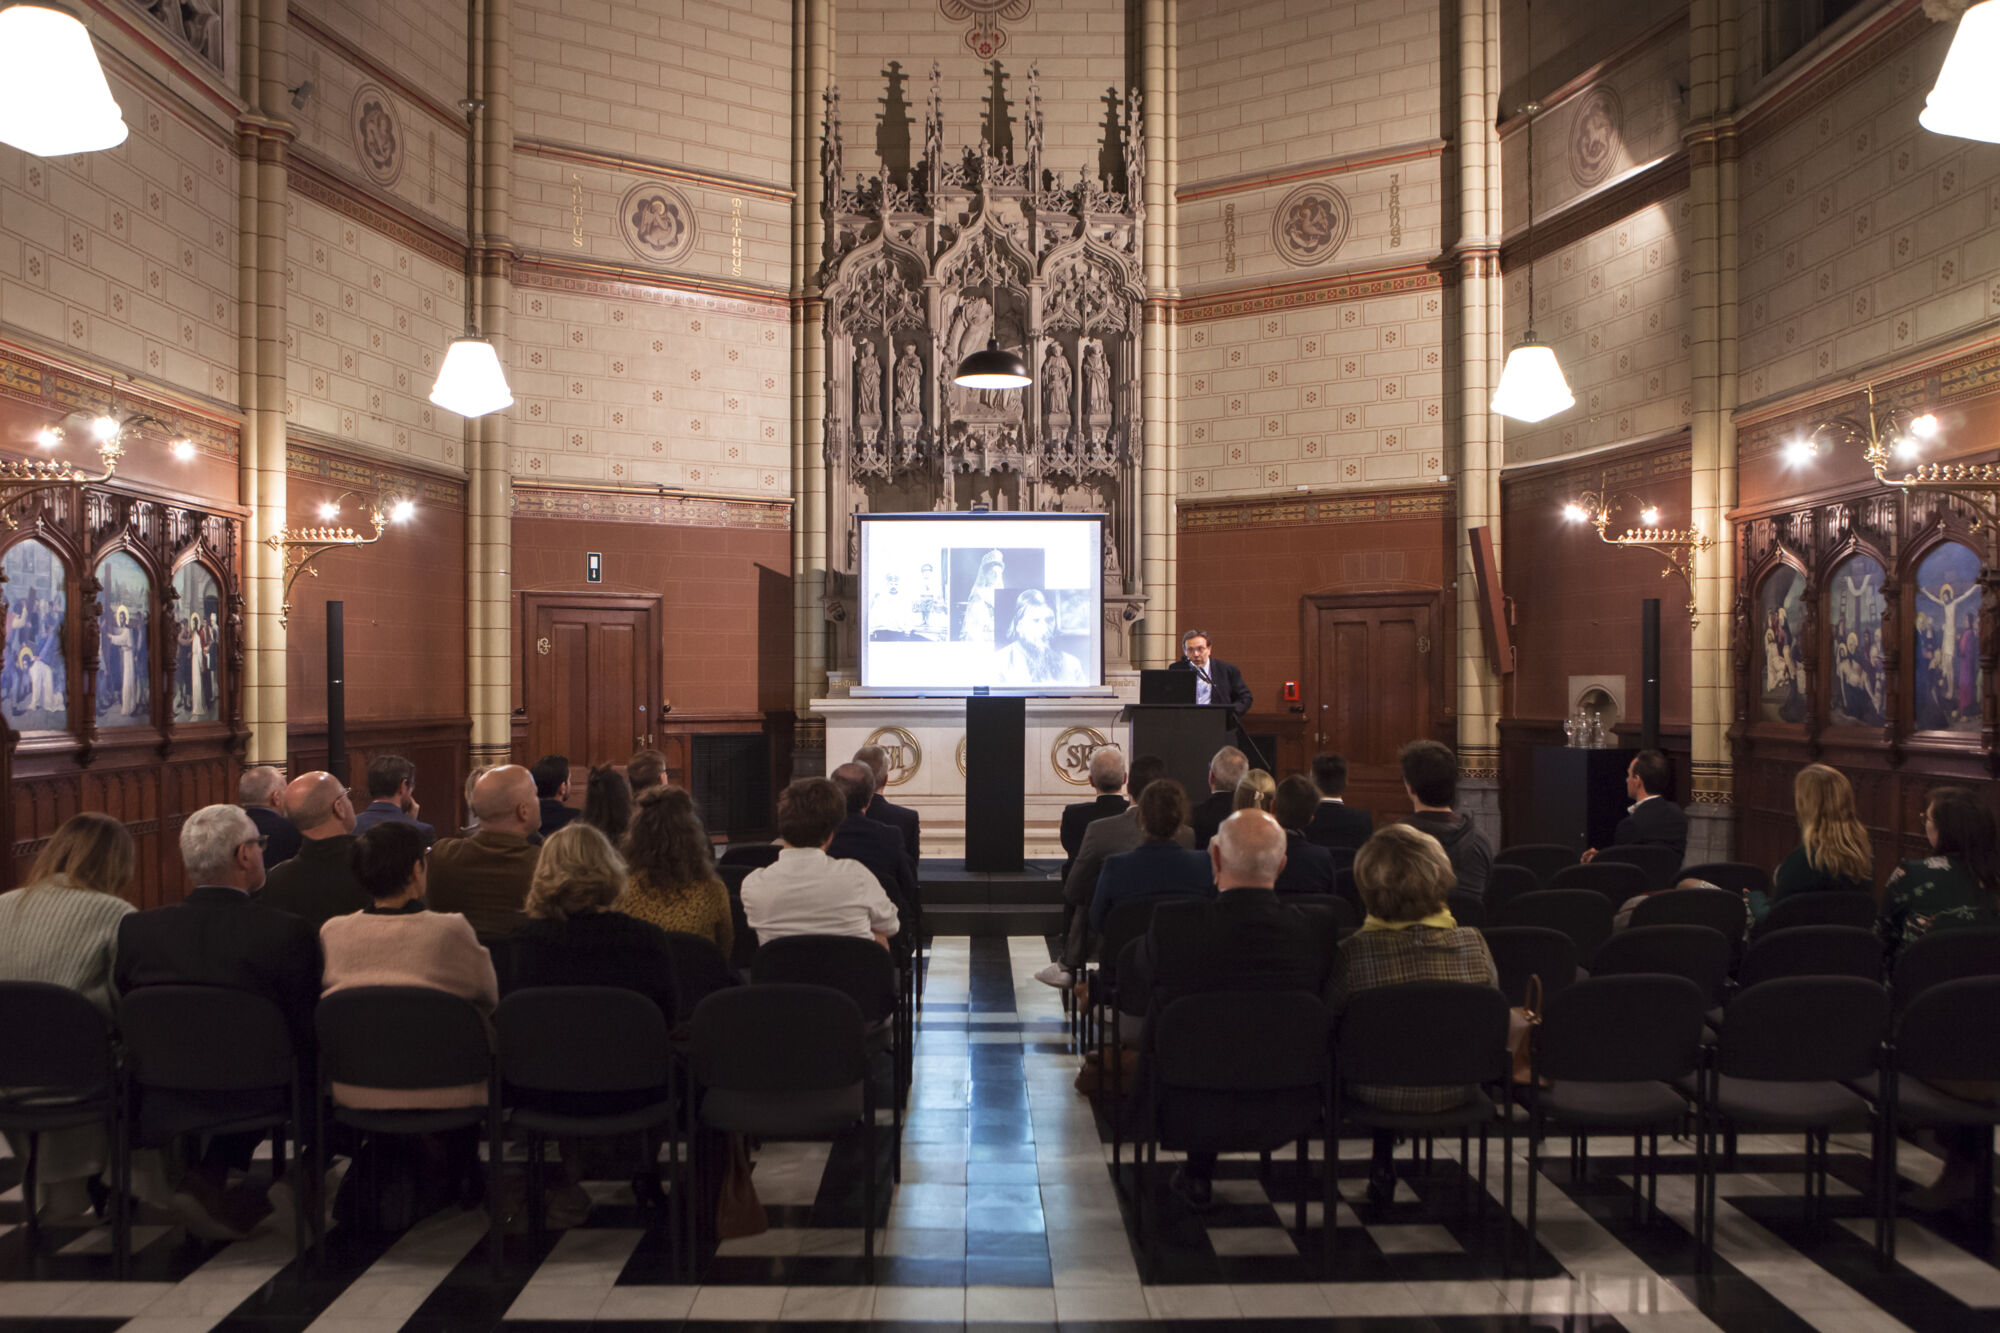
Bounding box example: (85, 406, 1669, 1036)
(920, 857, 1065, 937)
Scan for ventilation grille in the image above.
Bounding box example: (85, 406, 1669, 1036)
(691, 732, 771, 841)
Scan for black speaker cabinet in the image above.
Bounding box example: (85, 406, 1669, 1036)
(964, 696, 1026, 871)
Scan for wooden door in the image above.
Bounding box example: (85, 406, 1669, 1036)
(1302, 591, 1444, 817)
(523, 594, 662, 772)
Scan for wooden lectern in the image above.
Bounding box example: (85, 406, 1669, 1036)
(1120, 704, 1234, 801)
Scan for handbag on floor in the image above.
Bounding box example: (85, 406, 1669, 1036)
(1508, 974, 1543, 1085)
(715, 1133, 767, 1239)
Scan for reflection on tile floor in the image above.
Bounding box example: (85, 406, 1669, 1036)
(2, 935, 1997, 1331)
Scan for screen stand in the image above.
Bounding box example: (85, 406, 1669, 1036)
(964, 696, 1025, 872)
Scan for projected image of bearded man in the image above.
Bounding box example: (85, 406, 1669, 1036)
(994, 589, 1084, 686)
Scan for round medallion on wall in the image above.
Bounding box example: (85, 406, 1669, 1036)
(619, 181, 698, 267)
(349, 83, 404, 188)
(862, 726, 922, 786)
(955, 735, 968, 778)
(1050, 725, 1111, 787)
(1567, 85, 1624, 190)
(1270, 183, 1350, 268)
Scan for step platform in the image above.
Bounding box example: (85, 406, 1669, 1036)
(920, 857, 1066, 937)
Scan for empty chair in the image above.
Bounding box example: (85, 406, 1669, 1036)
(717, 844, 780, 870)
(753, 935, 905, 1177)
(1889, 926, 2000, 1013)
(0, 982, 124, 1266)
(1495, 844, 1580, 888)
(1754, 890, 1875, 939)
(1736, 926, 1880, 989)
(1494, 890, 1614, 965)
(1550, 860, 1650, 908)
(1629, 888, 1748, 949)
(1681, 862, 1772, 898)
(1483, 863, 1539, 917)
(1447, 889, 1486, 929)
(1590, 925, 1730, 1005)
(1594, 844, 1686, 893)
(1481, 927, 1578, 1007)
(1872, 976, 2000, 1261)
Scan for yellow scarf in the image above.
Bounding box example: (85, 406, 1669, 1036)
(1360, 909, 1458, 933)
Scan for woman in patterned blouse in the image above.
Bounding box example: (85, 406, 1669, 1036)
(1877, 786, 2000, 962)
(615, 785, 733, 957)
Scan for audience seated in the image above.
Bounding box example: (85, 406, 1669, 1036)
(1061, 748, 1130, 876)
(1134, 809, 1340, 1210)
(115, 804, 320, 1239)
(1582, 749, 1687, 863)
(0, 813, 137, 1222)
(582, 764, 633, 842)
(1878, 786, 2000, 960)
(1271, 776, 1338, 896)
(532, 754, 578, 838)
(351, 754, 435, 845)
(1088, 780, 1213, 932)
(1036, 754, 1178, 988)
(1330, 823, 1501, 1206)
(239, 765, 302, 869)
(1304, 752, 1372, 852)
(1232, 769, 1275, 813)
(428, 765, 543, 938)
(615, 785, 733, 956)
(741, 777, 899, 947)
(855, 743, 921, 862)
(1192, 745, 1249, 850)
(1770, 764, 1873, 914)
(257, 771, 367, 930)
(826, 761, 920, 951)
(626, 747, 668, 798)
(1398, 739, 1493, 899)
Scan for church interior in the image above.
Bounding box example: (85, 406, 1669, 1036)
(4, 0, 2000, 1328)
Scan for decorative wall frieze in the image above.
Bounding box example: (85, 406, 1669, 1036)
(286, 150, 465, 269)
(0, 343, 239, 460)
(1177, 487, 1454, 534)
(1737, 1, 1929, 152)
(1174, 261, 1443, 325)
(510, 483, 792, 531)
(514, 138, 793, 204)
(1501, 430, 1693, 509)
(1737, 337, 2000, 465)
(284, 434, 468, 511)
(512, 258, 789, 320)
(1498, 154, 1688, 272)
(1176, 139, 1446, 205)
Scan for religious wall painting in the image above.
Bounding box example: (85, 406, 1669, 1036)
(1912, 541, 1983, 733)
(94, 552, 151, 728)
(350, 83, 403, 188)
(619, 182, 698, 267)
(1270, 184, 1351, 268)
(1757, 564, 1807, 724)
(172, 562, 221, 725)
(1827, 553, 1887, 728)
(1, 539, 68, 734)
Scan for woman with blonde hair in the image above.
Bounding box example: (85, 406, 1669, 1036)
(1232, 768, 1276, 813)
(615, 786, 733, 956)
(1770, 764, 1873, 910)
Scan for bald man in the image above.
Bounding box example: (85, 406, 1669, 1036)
(257, 771, 366, 930)
(427, 765, 542, 938)
(1133, 809, 1340, 1211)
(239, 764, 302, 869)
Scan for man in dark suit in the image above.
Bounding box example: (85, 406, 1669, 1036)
(239, 765, 302, 869)
(1060, 747, 1130, 879)
(532, 754, 578, 838)
(854, 743, 921, 863)
(1036, 755, 1185, 988)
(1133, 809, 1340, 1209)
(257, 770, 367, 929)
(827, 761, 921, 955)
(1191, 745, 1249, 850)
(116, 803, 321, 1239)
(1303, 752, 1373, 852)
(350, 753, 436, 845)
(1271, 776, 1338, 896)
(1168, 628, 1253, 717)
(1583, 749, 1688, 862)
(1089, 780, 1214, 931)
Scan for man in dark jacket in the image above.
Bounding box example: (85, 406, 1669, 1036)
(827, 761, 921, 954)
(1583, 749, 1689, 862)
(855, 744, 921, 863)
(532, 754, 578, 838)
(1191, 745, 1249, 850)
(257, 770, 367, 929)
(1271, 776, 1338, 896)
(350, 753, 436, 845)
(429, 765, 543, 937)
(1089, 780, 1213, 931)
(1303, 752, 1372, 852)
(1060, 747, 1131, 879)
(1397, 739, 1493, 900)
(239, 765, 302, 869)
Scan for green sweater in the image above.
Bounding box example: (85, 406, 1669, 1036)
(1772, 845, 1872, 905)
(0, 878, 135, 1012)
(1877, 856, 2000, 958)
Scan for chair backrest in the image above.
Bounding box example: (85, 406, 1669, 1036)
(315, 986, 494, 1092)
(1592, 844, 1685, 893)
(726, 890, 758, 971)
(1331, 866, 1363, 919)
(690, 983, 865, 1092)
(1447, 889, 1486, 928)
(1154, 991, 1330, 1091)
(660, 930, 741, 1015)
(1895, 976, 2000, 1084)
(0, 980, 116, 1098)
(1890, 926, 2000, 1013)
(1329, 846, 1357, 875)
(1736, 925, 1880, 989)
(1682, 861, 1772, 897)
(1495, 843, 1581, 888)
(1713, 976, 1890, 1082)
(1754, 890, 1875, 939)
(1480, 926, 1578, 1007)
(1629, 887, 1748, 944)
(717, 863, 751, 895)
(497, 986, 669, 1093)
(1297, 895, 1357, 935)
(718, 843, 781, 870)
(119, 985, 294, 1092)
(1550, 860, 1650, 906)
(1537, 974, 1708, 1083)
(1097, 897, 1165, 977)
(1114, 937, 1151, 1017)
(751, 934, 896, 1020)
(1588, 925, 1730, 1003)
(1483, 863, 1538, 917)
(1336, 981, 1510, 1087)
(1494, 889, 1614, 963)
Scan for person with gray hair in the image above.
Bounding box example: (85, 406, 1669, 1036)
(114, 804, 320, 1239)
(853, 743, 920, 861)
(1192, 745, 1249, 851)
(238, 764, 301, 869)
(1059, 745, 1129, 881)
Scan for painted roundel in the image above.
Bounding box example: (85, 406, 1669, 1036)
(1567, 85, 1624, 189)
(1270, 184, 1350, 268)
(349, 83, 403, 188)
(619, 181, 698, 267)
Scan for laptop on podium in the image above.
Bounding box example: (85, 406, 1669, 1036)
(1139, 668, 1197, 705)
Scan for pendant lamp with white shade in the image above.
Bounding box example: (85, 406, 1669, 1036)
(0, 3, 128, 156)
(1920, 0, 2000, 142)
(429, 95, 513, 419)
(1492, 0, 1574, 424)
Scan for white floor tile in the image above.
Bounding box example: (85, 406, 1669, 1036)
(776, 1284, 875, 1321)
(594, 1285, 699, 1321)
(964, 1284, 1058, 1321)
(1143, 1283, 1241, 1319)
(870, 1285, 967, 1321)
(1052, 1283, 1149, 1321)
(1230, 1282, 1334, 1317)
(686, 1285, 788, 1320)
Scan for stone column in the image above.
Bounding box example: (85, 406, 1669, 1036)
(1162, 0, 1180, 652)
(790, 0, 830, 775)
(236, 0, 292, 767)
(1136, 0, 1171, 667)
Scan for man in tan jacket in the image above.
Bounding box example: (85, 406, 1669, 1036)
(425, 766, 541, 938)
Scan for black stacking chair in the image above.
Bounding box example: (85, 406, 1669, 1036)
(1330, 846, 1358, 876)
(1551, 860, 1650, 909)
(119, 987, 310, 1263)
(1526, 975, 1708, 1240)
(717, 863, 751, 896)
(1481, 927, 1578, 1007)
(690, 984, 879, 1275)
(1494, 890, 1614, 965)
(718, 843, 780, 870)
(1590, 925, 1730, 1005)
(313, 987, 503, 1272)
(1736, 926, 1880, 990)
(1593, 844, 1686, 893)
(1142, 990, 1334, 1277)
(1754, 891, 1875, 939)
(1301, 895, 1357, 936)
(1630, 889, 1748, 965)
(1483, 863, 1539, 917)
(1495, 844, 1579, 888)
(1889, 926, 2000, 1013)
(1333, 983, 1513, 1242)
(660, 930, 742, 1023)
(753, 935, 905, 1179)
(497, 988, 680, 1248)
(0, 982, 125, 1270)
(1681, 861, 1771, 898)
(1331, 866, 1363, 921)
(1087, 898, 1165, 1056)
(1447, 889, 1486, 929)
(1107, 937, 1153, 1183)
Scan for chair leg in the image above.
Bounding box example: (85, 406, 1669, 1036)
(1109, 1009, 1123, 1185)
(529, 1131, 546, 1243)
(487, 1107, 504, 1280)
(1632, 1134, 1644, 1224)
(1526, 1113, 1540, 1277)
(863, 1089, 877, 1284)
(21, 1131, 38, 1247)
(1477, 1127, 1489, 1223)
(1295, 1137, 1307, 1236)
(112, 1105, 129, 1280)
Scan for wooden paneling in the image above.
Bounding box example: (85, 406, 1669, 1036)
(287, 716, 472, 840)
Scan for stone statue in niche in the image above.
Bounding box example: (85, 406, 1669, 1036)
(944, 295, 993, 414)
(1082, 341, 1112, 420)
(855, 338, 882, 423)
(1102, 533, 1122, 585)
(894, 344, 924, 423)
(1041, 343, 1072, 424)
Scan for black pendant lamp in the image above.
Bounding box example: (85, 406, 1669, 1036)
(951, 337, 1031, 390)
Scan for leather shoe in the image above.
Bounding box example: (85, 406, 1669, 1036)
(1168, 1166, 1214, 1212)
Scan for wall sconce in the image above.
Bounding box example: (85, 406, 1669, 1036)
(5, 408, 195, 528)
(1803, 384, 2000, 539)
(1562, 475, 1715, 628)
(266, 493, 417, 628)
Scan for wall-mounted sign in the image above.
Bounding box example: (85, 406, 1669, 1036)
(586, 553, 601, 583)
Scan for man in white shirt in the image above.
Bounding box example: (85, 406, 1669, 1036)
(742, 777, 900, 948)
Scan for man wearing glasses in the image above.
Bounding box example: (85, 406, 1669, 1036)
(259, 771, 369, 929)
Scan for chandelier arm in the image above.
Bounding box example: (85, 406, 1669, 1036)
(266, 509, 390, 628)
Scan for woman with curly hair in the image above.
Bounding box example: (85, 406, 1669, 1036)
(615, 786, 732, 956)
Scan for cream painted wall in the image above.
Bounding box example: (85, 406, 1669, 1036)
(292, 0, 469, 115)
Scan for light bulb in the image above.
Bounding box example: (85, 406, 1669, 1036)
(1639, 506, 1661, 527)
(389, 499, 416, 523)
(1911, 413, 1940, 439)
(1561, 502, 1589, 523)
(1895, 436, 1922, 460)
(170, 439, 195, 461)
(33, 426, 60, 449)
(89, 415, 118, 442)
(0, 5, 130, 157)
(1784, 437, 1819, 466)
(317, 501, 340, 521)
